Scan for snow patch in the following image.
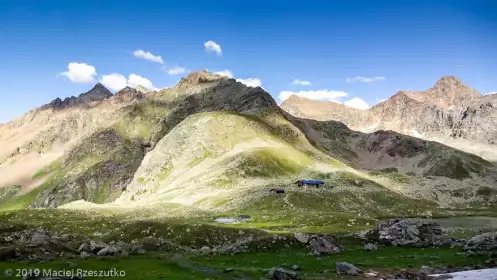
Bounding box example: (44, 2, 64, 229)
(430, 268, 497, 280)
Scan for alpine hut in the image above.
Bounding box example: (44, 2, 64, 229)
(295, 180, 325, 188)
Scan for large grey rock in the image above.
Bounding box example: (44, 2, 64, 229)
(96, 245, 123, 256)
(199, 246, 211, 254)
(465, 232, 497, 251)
(308, 234, 341, 255)
(336, 262, 361, 275)
(293, 232, 310, 244)
(89, 240, 107, 253)
(364, 243, 378, 251)
(268, 267, 300, 280)
(362, 219, 443, 247)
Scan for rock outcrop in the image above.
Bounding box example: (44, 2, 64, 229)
(293, 233, 341, 255)
(360, 219, 449, 247)
(464, 232, 497, 251)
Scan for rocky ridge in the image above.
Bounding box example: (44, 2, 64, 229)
(40, 83, 113, 111)
(280, 76, 497, 160)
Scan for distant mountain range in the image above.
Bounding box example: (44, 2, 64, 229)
(0, 71, 495, 214)
(280, 76, 497, 160)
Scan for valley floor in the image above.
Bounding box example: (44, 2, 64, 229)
(1, 208, 496, 279)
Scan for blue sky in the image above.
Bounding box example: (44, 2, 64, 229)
(0, 0, 496, 123)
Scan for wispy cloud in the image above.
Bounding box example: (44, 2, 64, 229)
(486, 91, 497, 95)
(204, 40, 222, 56)
(59, 62, 97, 83)
(132, 50, 164, 64)
(291, 79, 311, 86)
(166, 65, 188, 75)
(346, 76, 386, 83)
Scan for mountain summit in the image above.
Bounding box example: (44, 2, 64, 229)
(426, 76, 480, 107)
(176, 70, 230, 88)
(41, 83, 112, 111)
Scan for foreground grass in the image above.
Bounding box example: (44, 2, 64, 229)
(0, 207, 496, 279)
(0, 246, 490, 280)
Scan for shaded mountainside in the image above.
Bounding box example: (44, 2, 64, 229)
(1, 71, 496, 212)
(280, 76, 497, 160)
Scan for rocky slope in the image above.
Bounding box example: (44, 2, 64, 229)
(280, 76, 497, 160)
(0, 85, 145, 193)
(1, 71, 496, 212)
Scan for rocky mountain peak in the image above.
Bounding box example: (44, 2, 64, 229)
(176, 70, 230, 88)
(41, 83, 113, 111)
(285, 94, 304, 102)
(434, 76, 463, 88)
(429, 76, 480, 104)
(110, 86, 144, 103)
(78, 83, 113, 102)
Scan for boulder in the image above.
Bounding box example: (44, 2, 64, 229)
(199, 246, 211, 254)
(364, 243, 378, 251)
(361, 219, 443, 247)
(293, 232, 310, 244)
(336, 262, 361, 275)
(89, 240, 107, 253)
(268, 267, 300, 280)
(96, 245, 123, 256)
(464, 232, 497, 251)
(308, 234, 341, 255)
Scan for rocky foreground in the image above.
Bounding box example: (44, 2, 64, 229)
(1, 219, 496, 279)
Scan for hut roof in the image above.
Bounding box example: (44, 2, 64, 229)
(296, 180, 325, 185)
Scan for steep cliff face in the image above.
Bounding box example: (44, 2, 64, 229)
(280, 76, 497, 159)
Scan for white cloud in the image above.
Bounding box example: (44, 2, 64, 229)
(278, 90, 349, 102)
(346, 76, 386, 83)
(209, 69, 261, 88)
(132, 50, 164, 64)
(237, 78, 262, 88)
(128, 74, 155, 90)
(343, 97, 370, 110)
(59, 62, 97, 83)
(167, 66, 188, 75)
(100, 73, 156, 91)
(204, 40, 222, 56)
(100, 73, 128, 91)
(486, 91, 497, 95)
(213, 69, 233, 78)
(292, 79, 311, 86)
